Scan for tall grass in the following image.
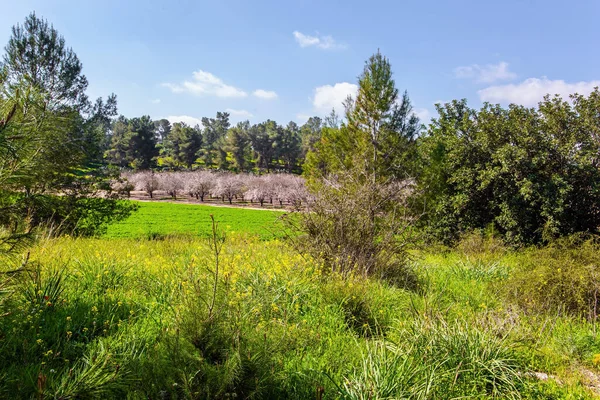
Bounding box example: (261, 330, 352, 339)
(0, 231, 598, 398)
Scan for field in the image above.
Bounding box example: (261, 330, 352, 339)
(104, 201, 287, 240)
(2, 204, 600, 398)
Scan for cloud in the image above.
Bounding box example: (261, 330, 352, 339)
(293, 31, 346, 50)
(454, 61, 517, 84)
(253, 89, 278, 100)
(413, 108, 431, 122)
(312, 82, 358, 115)
(478, 77, 600, 107)
(150, 98, 161, 104)
(166, 115, 203, 126)
(163, 70, 247, 98)
(225, 108, 254, 118)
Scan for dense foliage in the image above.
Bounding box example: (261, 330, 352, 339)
(106, 113, 317, 173)
(0, 13, 135, 243)
(418, 94, 600, 244)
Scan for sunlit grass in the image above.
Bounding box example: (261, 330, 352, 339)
(103, 201, 287, 240)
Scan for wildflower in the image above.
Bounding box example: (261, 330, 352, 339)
(91, 306, 98, 313)
(83, 327, 88, 332)
(66, 316, 71, 321)
(66, 331, 72, 339)
(36, 339, 43, 345)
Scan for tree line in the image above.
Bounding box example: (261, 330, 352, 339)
(105, 113, 325, 173)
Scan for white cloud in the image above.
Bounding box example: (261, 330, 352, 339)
(312, 82, 358, 115)
(253, 89, 278, 100)
(478, 77, 600, 107)
(413, 108, 431, 122)
(150, 98, 161, 104)
(293, 31, 346, 50)
(162, 70, 247, 98)
(166, 115, 203, 126)
(454, 61, 517, 84)
(225, 108, 254, 118)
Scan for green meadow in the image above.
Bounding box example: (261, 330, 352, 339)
(103, 201, 287, 240)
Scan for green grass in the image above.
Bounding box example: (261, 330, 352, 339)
(2, 211, 600, 398)
(104, 201, 287, 240)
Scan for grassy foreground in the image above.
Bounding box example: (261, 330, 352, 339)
(2, 230, 600, 398)
(104, 201, 287, 240)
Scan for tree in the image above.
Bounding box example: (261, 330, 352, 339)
(225, 121, 252, 172)
(158, 172, 184, 199)
(275, 122, 302, 172)
(164, 122, 202, 169)
(201, 112, 230, 168)
(105, 116, 130, 168)
(185, 170, 215, 201)
(2, 12, 89, 111)
(154, 118, 171, 144)
(2, 12, 120, 191)
(132, 170, 159, 198)
(345, 51, 421, 181)
(0, 13, 133, 238)
(299, 116, 322, 159)
(128, 116, 159, 169)
(418, 91, 600, 245)
(107, 116, 158, 170)
(249, 120, 279, 171)
(245, 175, 273, 207)
(211, 173, 244, 204)
(299, 51, 420, 282)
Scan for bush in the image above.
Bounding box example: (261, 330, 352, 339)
(504, 236, 600, 319)
(291, 170, 418, 287)
(3, 193, 137, 237)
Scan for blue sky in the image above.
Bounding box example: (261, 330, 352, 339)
(2, 0, 600, 126)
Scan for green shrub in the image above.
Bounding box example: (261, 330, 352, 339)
(504, 236, 600, 319)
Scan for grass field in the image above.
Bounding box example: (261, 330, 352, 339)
(2, 206, 600, 398)
(104, 201, 287, 240)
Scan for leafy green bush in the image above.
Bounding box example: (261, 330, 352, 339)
(418, 92, 600, 245)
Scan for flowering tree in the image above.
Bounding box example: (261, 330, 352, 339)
(211, 172, 245, 204)
(132, 170, 159, 198)
(185, 170, 216, 201)
(245, 175, 273, 207)
(158, 172, 185, 199)
(284, 175, 308, 210)
(113, 171, 135, 198)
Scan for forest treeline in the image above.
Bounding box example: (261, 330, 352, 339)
(105, 112, 324, 173)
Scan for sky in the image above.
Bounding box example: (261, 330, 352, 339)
(2, 0, 600, 126)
